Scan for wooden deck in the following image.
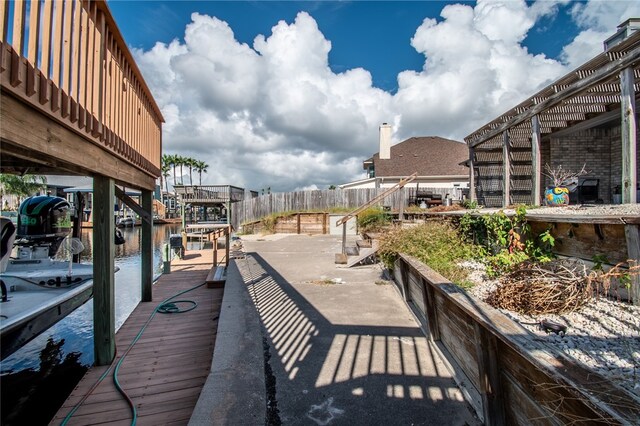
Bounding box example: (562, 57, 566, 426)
(50, 250, 222, 426)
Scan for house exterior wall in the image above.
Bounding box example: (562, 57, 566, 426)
(341, 177, 469, 190)
(549, 124, 639, 203)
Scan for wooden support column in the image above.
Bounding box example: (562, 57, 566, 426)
(531, 115, 542, 206)
(469, 146, 476, 201)
(422, 278, 440, 342)
(141, 189, 153, 302)
(625, 224, 640, 306)
(398, 187, 404, 222)
(620, 67, 637, 204)
(503, 131, 511, 207)
(225, 226, 230, 267)
(92, 175, 115, 365)
(474, 324, 506, 425)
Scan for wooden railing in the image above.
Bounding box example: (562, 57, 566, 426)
(0, 0, 163, 177)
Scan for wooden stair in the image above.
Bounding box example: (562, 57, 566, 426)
(337, 238, 379, 268)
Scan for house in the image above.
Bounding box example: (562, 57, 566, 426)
(465, 18, 640, 207)
(340, 124, 469, 200)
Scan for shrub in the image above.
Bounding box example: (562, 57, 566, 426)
(357, 207, 391, 232)
(378, 221, 484, 286)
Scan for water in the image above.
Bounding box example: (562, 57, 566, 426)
(0, 224, 181, 425)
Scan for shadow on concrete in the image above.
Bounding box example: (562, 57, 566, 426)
(239, 252, 479, 426)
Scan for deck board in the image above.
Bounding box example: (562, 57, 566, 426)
(50, 250, 222, 426)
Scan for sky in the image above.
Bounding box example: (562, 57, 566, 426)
(107, 0, 640, 192)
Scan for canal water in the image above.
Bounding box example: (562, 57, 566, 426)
(1, 223, 181, 425)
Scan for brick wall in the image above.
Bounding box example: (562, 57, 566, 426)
(549, 124, 639, 203)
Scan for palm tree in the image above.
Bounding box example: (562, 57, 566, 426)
(161, 154, 172, 193)
(166, 154, 178, 189)
(186, 157, 196, 186)
(176, 156, 186, 185)
(195, 160, 209, 185)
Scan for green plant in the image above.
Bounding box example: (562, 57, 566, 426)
(592, 254, 609, 271)
(378, 221, 484, 285)
(460, 199, 479, 209)
(457, 206, 556, 276)
(485, 249, 530, 277)
(357, 207, 391, 232)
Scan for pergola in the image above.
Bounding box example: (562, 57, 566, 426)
(465, 20, 639, 207)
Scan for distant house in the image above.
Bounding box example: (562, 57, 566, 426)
(340, 124, 469, 194)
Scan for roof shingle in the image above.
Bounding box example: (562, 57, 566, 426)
(365, 136, 469, 177)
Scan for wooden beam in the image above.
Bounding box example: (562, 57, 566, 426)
(92, 175, 115, 365)
(113, 186, 151, 224)
(620, 67, 637, 204)
(469, 146, 476, 201)
(625, 224, 640, 306)
(141, 189, 153, 302)
(336, 172, 417, 226)
(0, 92, 156, 189)
(531, 116, 542, 206)
(502, 131, 511, 207)
(469, 46, 640, 148)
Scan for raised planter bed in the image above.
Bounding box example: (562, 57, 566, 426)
(392, 253, 640, 425)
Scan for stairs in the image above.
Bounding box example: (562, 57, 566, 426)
(337, 236, 379, 268)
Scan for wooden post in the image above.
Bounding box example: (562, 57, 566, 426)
(469, 146, 476, 201)
(398, 187, 404, 223)
(92, 175, 115, 365)
(225, 226, 230, 267)
(503, 131, 511, 207)
(625, 224, 640, 306)
(297, 213, 301, 234)
(141, 189, 153, 302)
(423, 279, 440, 342)
(531, 115, 542, 206)
(620, 67, 637, 204)
(213, 235, 218, 266)
(474, 324, 506, 425)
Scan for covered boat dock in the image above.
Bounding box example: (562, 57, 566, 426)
(1, 0, 163, 364)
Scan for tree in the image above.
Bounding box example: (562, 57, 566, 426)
(176, 156, 186, 185)
(0, 174, 47, 207)
(161, 154, 172, 193)
(186, 157, 195, 185)
(195, 160, 209, 185)
(167, 154, 178, 189)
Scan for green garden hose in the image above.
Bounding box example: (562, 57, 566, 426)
(61, 281, 207, 426)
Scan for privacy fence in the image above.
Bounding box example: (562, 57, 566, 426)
(230, 187, 457, 230)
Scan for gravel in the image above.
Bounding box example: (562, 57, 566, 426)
(463, 262, 640, 399)
(480, 203, 640, 217)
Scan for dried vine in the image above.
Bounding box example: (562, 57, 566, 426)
(487, 259, 640, 315)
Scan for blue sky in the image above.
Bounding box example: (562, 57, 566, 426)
(109, 1, 578, 92)
(105, 1, 640, 191)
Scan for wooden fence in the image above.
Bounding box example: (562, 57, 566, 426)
(393, 253, 639, 425)
(230, 187, 455, 229)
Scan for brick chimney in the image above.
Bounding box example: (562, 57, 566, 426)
(379, 123, 391, 160)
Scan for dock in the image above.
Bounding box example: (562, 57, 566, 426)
(50, 250, 223, 425)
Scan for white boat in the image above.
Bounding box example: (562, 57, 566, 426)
(0, 196, 103, 360)
(116, 214, 135, 227)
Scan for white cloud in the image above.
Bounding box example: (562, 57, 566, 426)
(132, 1, 623, 192)
(561, 0, 640, 67)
